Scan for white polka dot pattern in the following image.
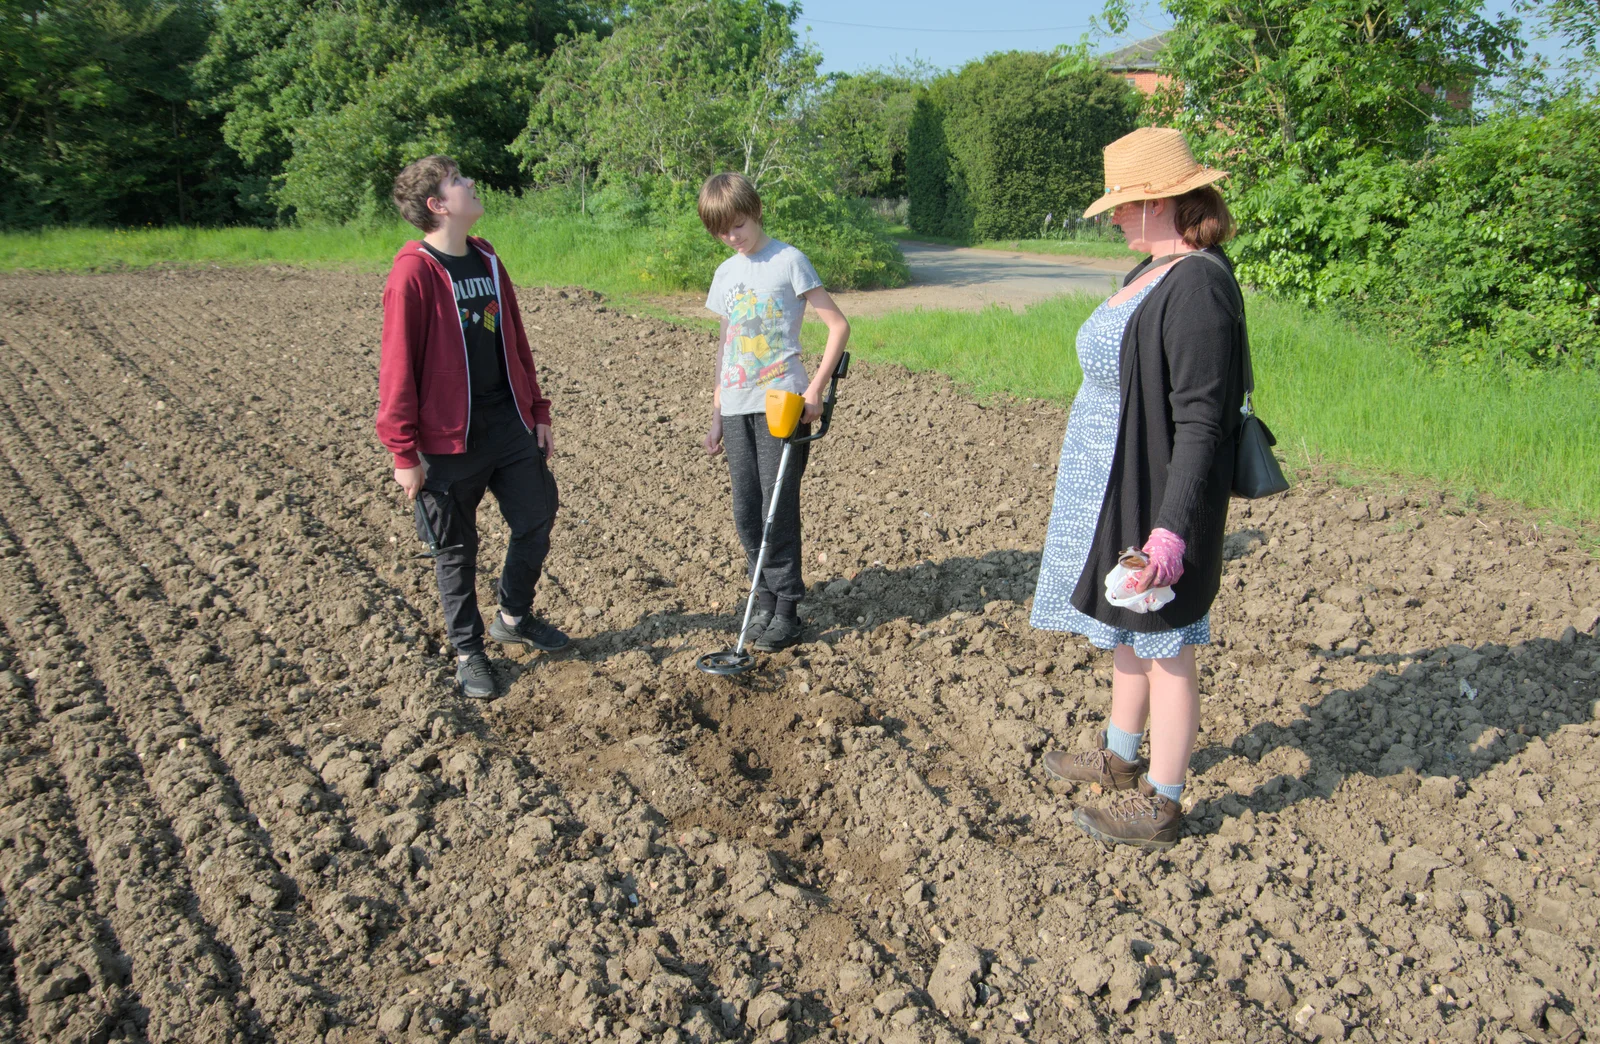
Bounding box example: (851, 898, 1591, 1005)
(1029, 273, 1211, 659)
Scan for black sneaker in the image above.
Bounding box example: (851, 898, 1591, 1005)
(489, 613, 570, 651)
(456, 652, 497, 700)
(752, 614, 803, 652)
(739, 608, 773, 645)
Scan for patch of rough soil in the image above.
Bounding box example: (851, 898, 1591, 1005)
(0, 267, 1596, 1044)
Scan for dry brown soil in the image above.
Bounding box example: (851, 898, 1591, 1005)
(0, 268, 1598, 1044)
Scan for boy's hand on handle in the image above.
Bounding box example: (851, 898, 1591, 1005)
(801, 390, 823, 424)
(1135, 528, 1185, 592)
(537, 424, 554, 458)
(702, 415, 724, 457)
(394, 465, 424, 501)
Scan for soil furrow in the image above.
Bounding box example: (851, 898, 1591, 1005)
(0, 401, 351, 1041)
(0, 359, 446, 1028)
(0, 621, 144, 1043)
(0, 504, 259, 1044)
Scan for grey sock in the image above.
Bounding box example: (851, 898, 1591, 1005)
(1105, 723, 1142, 762)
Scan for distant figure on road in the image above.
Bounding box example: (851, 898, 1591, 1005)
(1029, 128, 1250, 849)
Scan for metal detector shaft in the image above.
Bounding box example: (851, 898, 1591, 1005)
(732, 441, 795, 655)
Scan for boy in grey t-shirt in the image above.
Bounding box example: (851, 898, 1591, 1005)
(698, 173, 850, 651)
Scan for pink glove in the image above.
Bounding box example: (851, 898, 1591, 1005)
(1138, 528, 1186, 590)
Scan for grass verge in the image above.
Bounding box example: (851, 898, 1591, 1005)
(5, 222, 1591, 525)
(0, 214, 658, 300)
(889, 226, 1134, 262)
(804, 294, 1600, 526)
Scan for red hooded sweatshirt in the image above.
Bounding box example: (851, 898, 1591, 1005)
(376, 236, 552, 469)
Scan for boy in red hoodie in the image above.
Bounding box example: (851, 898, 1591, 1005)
(377, 155, 568, 698)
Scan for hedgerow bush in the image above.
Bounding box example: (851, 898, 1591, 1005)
(1226, 96, 1599, 369)
(906, 52, 1139, 241)
(1378, 96, 1600, 369)
(640, 186, 910, 292)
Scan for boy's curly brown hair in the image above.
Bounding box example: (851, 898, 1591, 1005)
(392, 155, 460, 232)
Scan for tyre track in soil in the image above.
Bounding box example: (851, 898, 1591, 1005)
(0, 501, 259, 1043)
(0, 615, 146, 1044)
(3, 269, 1600, 1044)
(0, 342, 446, 1037)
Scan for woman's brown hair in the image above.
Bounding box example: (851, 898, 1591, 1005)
(1173, 185, 1234, 249)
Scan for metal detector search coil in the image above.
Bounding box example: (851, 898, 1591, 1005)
(696, 352, 850, 677)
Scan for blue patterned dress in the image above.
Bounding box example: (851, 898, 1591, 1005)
(1029, 273, 1211, 658)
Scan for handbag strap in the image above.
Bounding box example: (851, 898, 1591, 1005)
(1147, 249, 1256, 414)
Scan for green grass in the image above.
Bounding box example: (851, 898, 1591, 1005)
(5, 220, 1593, 525)
(0, 213, 658, 300)
(969, 237, 1137, 261)
(803, 294, 1600, 526)
(888, 224, 1135, 261)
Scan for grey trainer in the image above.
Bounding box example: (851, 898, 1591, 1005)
(456, 651, 497, 699)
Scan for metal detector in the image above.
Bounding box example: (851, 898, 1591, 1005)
(697, 351, 850, 677)
(414, 489, 464, 559)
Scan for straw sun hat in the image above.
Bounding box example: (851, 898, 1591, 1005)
(1082, 127, 1228, 219)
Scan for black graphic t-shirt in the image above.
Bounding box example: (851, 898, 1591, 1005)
(421, 243, 511, 407)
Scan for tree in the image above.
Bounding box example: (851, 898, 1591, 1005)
(1150, 0, 1522, 179)
(197, 0, 602, 222)
(1120, 0, 1523, 298)
(0, 0, 233, 228)
(807, 63, 933, 198)
(515, 0, 820, 195)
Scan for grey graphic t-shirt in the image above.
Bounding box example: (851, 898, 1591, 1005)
(705, 239, 822, 416)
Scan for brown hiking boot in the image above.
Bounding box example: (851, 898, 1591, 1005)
(1041, 731, 1146, 790)
(1072, 777, 1183, 851)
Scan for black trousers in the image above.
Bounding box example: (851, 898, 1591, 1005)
(417, 401, 558, 654)
(722, 413, 809, 610)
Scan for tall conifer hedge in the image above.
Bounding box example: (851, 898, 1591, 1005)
(907, 52, 1139, 241)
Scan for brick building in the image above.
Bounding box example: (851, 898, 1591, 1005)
(1102, 33, 1172, 96)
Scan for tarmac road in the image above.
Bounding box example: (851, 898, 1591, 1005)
(829, 239, 1132, 316)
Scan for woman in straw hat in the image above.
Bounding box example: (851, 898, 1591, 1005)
(1030, 127, 1249, 849)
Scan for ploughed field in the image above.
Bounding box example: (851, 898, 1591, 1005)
(0, 268, 1598, 1044)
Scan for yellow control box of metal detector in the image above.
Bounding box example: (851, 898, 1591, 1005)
(765, 390, 804, 439)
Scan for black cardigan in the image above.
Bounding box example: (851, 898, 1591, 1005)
(1068, 247, 1248, 633)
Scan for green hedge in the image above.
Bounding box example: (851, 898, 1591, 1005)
(906, 52, 1139, 241)
(1230, 94, 1600, 370)
(640, 187, 910, 292)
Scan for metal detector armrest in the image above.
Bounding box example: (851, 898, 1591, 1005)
(791, 351, 850, 445)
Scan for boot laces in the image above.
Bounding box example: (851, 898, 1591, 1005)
(1073, 748, 1112, 773)
(1109, 791, 1159, 822)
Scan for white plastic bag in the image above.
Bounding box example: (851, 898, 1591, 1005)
(1104, 548, 1175, 614)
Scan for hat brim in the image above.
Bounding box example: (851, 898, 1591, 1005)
(1082, 166, 1228, 219)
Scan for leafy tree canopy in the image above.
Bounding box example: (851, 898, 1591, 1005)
(198, 0, 604, 222)
(515, 0, 819, 196)
(806, 62, 935, 198)
(1128, 0, 1523, 179)
(1, 0, 228, 228)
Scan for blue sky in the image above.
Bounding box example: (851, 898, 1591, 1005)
(798, 0, 1573, 76)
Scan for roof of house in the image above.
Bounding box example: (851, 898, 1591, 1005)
(1101, 32, 1170, 72)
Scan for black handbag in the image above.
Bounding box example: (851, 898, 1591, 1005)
(1232, 362, 1290, 499)
(1165, 249, 1290, 499)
